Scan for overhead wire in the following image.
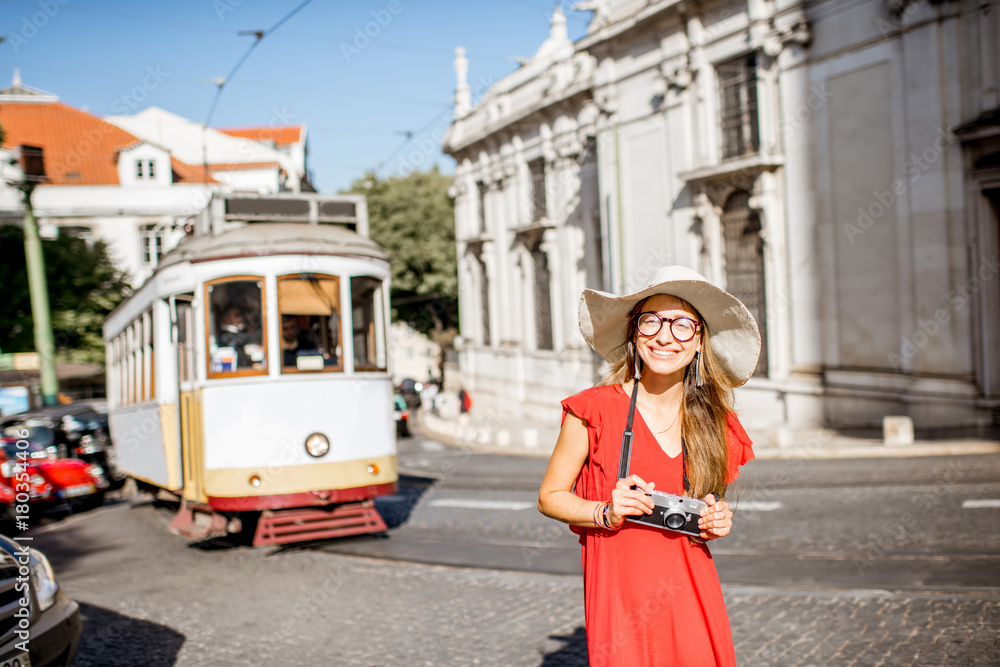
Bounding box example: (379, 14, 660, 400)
(205, 0, 314, 126)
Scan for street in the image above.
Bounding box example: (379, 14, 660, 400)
(24, 432, 1000, 666)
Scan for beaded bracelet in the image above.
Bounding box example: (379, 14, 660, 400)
(602, 502, 623, 531)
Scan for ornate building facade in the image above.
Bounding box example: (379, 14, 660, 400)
(443, 0, 1000, 445)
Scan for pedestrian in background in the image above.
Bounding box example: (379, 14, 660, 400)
(538, 266, 761, 666)
(457, 387, 471, 427)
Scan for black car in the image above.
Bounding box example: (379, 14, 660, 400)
(396, 379, 422, 411)
(0, 534, 81, 667)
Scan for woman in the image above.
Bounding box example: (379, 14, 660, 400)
(538, 265, 761, 666)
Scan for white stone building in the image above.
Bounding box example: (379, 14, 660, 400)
(443, 1, 1000, 445)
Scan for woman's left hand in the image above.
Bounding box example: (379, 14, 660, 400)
(698, 493, 733, 540)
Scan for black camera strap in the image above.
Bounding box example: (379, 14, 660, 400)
(617, 381, 691, 493)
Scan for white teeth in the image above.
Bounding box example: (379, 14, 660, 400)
(650, 350, 676, 357)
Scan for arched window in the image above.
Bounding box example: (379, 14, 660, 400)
(722, 190, 768, 377)
(530, 238, 553, 351)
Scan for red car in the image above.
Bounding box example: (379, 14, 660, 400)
(0, 429, 108, 513)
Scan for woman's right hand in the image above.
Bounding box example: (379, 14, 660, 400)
(607, 475, 656, 527)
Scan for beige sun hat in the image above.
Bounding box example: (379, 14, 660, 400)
(579, 265, 762, 386)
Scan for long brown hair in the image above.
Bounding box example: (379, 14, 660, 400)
(599, 299, 735, 499)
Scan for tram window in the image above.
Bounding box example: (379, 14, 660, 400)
(351, 276, 387, 372)
(277, 274, 342, 373)
(206, 278, 267, 377)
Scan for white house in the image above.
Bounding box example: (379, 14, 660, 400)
(106, 106, 309, 194)
(0, 74, 313, 287)
(443, 1, 1000, 446)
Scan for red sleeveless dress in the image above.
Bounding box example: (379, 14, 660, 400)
(562, 385, 754, 667)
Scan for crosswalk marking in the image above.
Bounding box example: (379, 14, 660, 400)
(961, 499, 1000, 509)
(428, 498, 535, 511)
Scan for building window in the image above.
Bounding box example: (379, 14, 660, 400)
(205, 277, 267, 377)
(147, 160, 156, 179)
(140, 225, 165, 265)
(722, 190, 767, 377)
(277, 274, 342, 373)
(531, 240, 553, 351)
(476, 252, 491, 346)
(529, 158, 547, 222)
(717, 54, 760, 161)
(135, 160, 144, 179)
(476, 180, 487, 235)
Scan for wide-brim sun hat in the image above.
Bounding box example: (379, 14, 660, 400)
(579, 265, 762, 386)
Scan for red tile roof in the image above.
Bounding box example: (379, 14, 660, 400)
(171, 158, 219, 184)
(218, 126, 303, 146)
(0, 101, 216, 185)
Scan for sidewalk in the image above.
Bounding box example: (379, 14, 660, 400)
(416, 407, 1000, 460)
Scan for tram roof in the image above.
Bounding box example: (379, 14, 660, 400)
(157, 222, 389, 269)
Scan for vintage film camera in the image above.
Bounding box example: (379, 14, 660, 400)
(627, 489, 707, 537)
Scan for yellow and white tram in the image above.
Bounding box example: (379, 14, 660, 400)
(103, 194, 398, 545)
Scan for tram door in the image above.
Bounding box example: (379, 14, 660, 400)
(172, 294, 206, 503)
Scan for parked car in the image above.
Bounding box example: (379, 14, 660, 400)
(393, 394, 411, 437)
(0, 405, 123, 488)
(396, 378, 423, 410)
(0, 430, 108, 513)
(0, 534, 82, 667)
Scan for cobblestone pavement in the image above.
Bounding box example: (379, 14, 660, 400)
(27, 500, 1000, 666)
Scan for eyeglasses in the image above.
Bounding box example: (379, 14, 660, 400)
(636, 312, 701, 342)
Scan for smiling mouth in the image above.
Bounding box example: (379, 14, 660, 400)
(649, 350, 679, 358)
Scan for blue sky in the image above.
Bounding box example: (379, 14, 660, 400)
(1, 0, 591, 192)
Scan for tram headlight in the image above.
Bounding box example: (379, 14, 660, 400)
(305, 432, 330, 458)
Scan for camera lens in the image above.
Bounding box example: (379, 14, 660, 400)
(664, 510, 686, 530)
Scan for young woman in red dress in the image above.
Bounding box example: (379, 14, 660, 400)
(538, 266, 761, 666)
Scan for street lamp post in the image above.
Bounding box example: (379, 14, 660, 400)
(13, 145, 58, 406)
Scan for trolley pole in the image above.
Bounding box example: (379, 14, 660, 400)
(14, 146, 59, 406)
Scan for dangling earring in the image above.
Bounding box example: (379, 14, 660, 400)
(691, 352, 704, 387)
(629, 342, 642, 380)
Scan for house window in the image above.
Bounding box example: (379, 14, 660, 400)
(140, 225, 165, 265)
(135, 160, 144, 179)
(147, 160, 156, 179)
(722, 190, 768, 377)
(717, 54, 760, 161)
(529, 158, 547, 222)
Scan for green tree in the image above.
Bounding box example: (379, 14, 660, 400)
(0, 225, 131, 363)
(344, 167, 458, 338)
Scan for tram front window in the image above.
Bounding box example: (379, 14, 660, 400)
(352, 276, 387, 372)
(277, 274, 342, 373)
(206, 279, 267, 376)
